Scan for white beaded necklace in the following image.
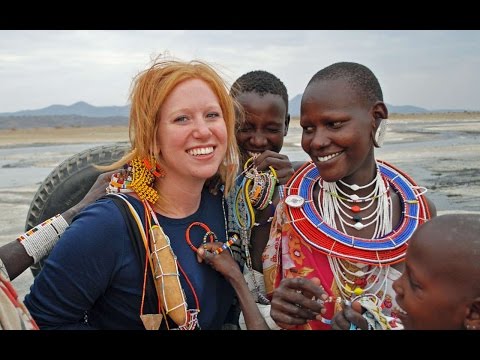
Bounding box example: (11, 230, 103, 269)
(318, 164, 393, 303)
(318, 169, 392, 236)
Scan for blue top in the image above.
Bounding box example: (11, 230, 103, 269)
(24, 189, 235, 330)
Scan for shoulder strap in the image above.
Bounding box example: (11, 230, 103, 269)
(104, 194, 158, 315)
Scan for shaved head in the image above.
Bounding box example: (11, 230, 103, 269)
(409, 214, 480, 295)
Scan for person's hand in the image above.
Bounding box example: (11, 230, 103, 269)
(253, 150, 294, 185)
(62, 169, 120, 223)
(198, 240, 270, 330)
(331, 301, 369, 330)
(196, 241, 241, 281)
(270, 277, 328, 329)
(80, 169, 120, 206)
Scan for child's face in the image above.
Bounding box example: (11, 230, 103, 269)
(235, 92, 288, 163)
(300, 79, 375, 184)
(392, 231, 468, 330)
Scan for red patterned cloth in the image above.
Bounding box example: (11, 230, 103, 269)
(263, 200, 335, 330)
(0, 271, 39, 330)
(262, 167, 430, 330)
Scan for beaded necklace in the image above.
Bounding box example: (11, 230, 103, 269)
(284, 160, 430, 265)
(226, 156, 278, 304)
(283, 160, 430, 317)
(319, 168, 392, 235)
(322, 164, 392, 302)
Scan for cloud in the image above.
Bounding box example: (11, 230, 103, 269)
(0, 30, 479, 112)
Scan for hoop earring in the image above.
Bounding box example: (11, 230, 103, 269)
(373, 119, 388, 148)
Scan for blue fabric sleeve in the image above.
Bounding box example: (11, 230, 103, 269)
(24, 198, 128, 330)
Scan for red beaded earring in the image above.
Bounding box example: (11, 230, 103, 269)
(143, 156, 165, 178)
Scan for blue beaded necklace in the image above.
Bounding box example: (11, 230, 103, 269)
(284, 160, 431, 265)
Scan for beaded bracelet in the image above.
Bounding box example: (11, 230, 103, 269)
(213, 234, 239, 255)
(202, 231, 217, 248)
(17, 214, 69, 263)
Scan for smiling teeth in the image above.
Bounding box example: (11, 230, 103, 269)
(317, 151, 342, 162)
(188, 147, 213, 156)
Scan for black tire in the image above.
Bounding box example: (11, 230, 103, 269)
(25, 143, 130, 277)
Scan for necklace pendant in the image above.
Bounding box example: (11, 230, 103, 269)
(350, 194, 360, 202)
(351, 205, 361, 213)
(353, 287, 364, 296)
(350, 184, 360, 191)
(353, 222, 365, 230)
(285, 195, 305, 208)
(352, 215, 362, 223)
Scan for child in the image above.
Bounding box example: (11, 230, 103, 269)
(229, 70, 299, 269)
(332, 213, 480, 330)
(227, 70, 301, 329)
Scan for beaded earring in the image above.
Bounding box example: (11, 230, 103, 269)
(373, 119, 388, 148)
(143, 156, 166, 178)
(129, 157, 161, 204)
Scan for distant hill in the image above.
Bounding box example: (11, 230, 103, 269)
(387, 104, 428, 114)
(288, 94, 302, 118)
(287, 93, 467, 117)
(0, 101, 130, 118)
(0, 99, 441, 118)
(0, 100, 471, 129)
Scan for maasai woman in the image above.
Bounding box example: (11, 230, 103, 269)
(263, 62, 436, 330)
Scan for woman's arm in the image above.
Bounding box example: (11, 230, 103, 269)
(197, 244, 269, 330)
(23, 199, 125, 329)
(0, 171, 116, 281)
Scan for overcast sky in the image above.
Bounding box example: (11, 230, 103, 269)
(0, 30, 479, 113)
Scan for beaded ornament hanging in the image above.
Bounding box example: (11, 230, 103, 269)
(110, 193, 200, 330)
(225, 155, 278, 304)
(143, 201, 200, 330)
(185, 222, 238, 255)
(106, 156, 165, 204)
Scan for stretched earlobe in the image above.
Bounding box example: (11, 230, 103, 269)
(372, 118, 388, 148)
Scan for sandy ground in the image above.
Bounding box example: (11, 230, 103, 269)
(0, 126, 130, 147)
(1, 117, 480, 299)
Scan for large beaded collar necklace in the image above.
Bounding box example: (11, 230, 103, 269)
(283, 160, 430, 265)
